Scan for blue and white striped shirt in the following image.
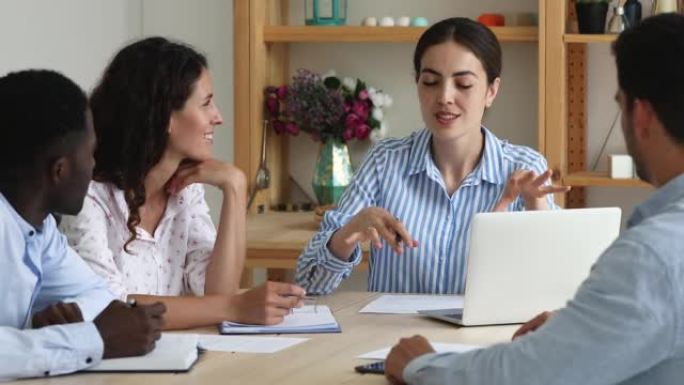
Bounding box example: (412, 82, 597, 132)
(296, 127, 556, 295)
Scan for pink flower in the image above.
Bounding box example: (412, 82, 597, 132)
(266, 97, 279, 116)
(344, 101, 352, 113)
(345, 113, 362, 130)
(272, 119, 286, 134)
(359, 89, 369, 100)
(355, 124, 371, 140)
(276, 85, 288, 100)
(285, 122, 300, 135)
(352, 101, 370, 120)
(343, 128, 355, 141)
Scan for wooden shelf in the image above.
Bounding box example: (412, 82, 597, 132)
(264, 26, 538, 43)
(563, 172, 651, 188)
(564, 33, 617, 43)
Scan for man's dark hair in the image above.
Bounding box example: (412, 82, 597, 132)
(413, 17, 502, 84)
(613, 13, 684, 143)
(0, 70, 88, 180)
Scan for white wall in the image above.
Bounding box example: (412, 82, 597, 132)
(0, 0, 141, 91)
(0, 0, 234, 223)
(140, 0, 235, 221)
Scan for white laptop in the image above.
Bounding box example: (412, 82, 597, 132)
(419, 207, 621, 326)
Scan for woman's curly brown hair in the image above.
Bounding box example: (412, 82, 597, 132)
(90, 37, 207, 252)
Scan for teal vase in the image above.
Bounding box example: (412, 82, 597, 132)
(312, 139, 353, 205)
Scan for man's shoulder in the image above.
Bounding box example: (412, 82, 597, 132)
(620, 205, 684, 266)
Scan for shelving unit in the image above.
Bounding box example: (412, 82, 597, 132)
(543, 0, 652, 208)
(235, 0, 544, 213)
(563, 33, 617, 43)
(233, 0, 657, 283)
(564, 172, 651, 188)
(235, 0, 651, 213)
(264, 25, 538, 43)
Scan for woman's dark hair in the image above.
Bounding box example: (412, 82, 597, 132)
(413, 17, 502, 84)
(90, 37, 207, 251)
(613, 13, 684, 144)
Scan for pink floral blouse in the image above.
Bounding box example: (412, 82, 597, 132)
(60, 181, 217, 301)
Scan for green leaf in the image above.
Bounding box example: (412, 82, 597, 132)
(324, 76, 341, 90)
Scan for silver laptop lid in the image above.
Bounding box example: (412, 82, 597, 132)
(461, 207, 621, 326)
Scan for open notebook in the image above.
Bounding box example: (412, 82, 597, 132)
(219, 305, 341, 334)
(84, 333, 199, 372)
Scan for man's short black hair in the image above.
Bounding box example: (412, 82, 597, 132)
(613, 13, 684, 143)
(0, 69, 88, 179)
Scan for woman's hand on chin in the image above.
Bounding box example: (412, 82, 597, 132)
(167, 159, 246, 194)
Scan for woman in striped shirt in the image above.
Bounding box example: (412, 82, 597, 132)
(296, 17, 569, 295)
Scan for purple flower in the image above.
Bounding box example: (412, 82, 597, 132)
(276, 85, 288, 100)
(266, 96, 279, 116)
(264, 68, 389, 143)
(352, 101, 370, 120)
(343, 128, 355, 141)
(345, 113, 362, 130)
(272, 119, 286, 135)
(355, 124, 371, 140)
(285, 122, 300, 135)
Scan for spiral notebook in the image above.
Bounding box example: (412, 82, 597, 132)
(219, 305, 341, 334)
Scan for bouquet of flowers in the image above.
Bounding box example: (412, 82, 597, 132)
(265, 68, 391, 143)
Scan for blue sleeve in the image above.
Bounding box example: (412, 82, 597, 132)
(31, 216, 115, 322)
(0, 322, 104, 380)
(404, 239, 676, 385)
(295, 143, 385, 294)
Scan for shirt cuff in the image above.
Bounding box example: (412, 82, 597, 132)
(47, 322, 104, 377)
(320, 231, 362, 273)
(403, 352, 441, 385)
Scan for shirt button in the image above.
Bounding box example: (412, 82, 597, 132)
(86, 357, 93, 364)
(29, 231, 35, 236)
(44, 371, 50, 377)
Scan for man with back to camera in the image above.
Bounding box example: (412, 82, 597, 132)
(386, 13, 684, 385)
(0, 69, 166, 380)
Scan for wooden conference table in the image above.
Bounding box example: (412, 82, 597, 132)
(13, 292, 518, 385)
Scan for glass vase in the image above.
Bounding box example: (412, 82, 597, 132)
(312, 139, 353, 206)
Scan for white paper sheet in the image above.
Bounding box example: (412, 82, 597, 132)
(358, 342, 482, 360)
(198, 335, 308, 353)
(359, 295, 464, 314)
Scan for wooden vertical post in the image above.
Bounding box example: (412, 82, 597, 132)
(565, 0, 587, 208)
(543, 0, 568, 207)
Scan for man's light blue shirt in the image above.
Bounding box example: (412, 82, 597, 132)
(0, 192, 115, 380)
(296, 127, 556, 295)
(404, 172, 684, 385)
